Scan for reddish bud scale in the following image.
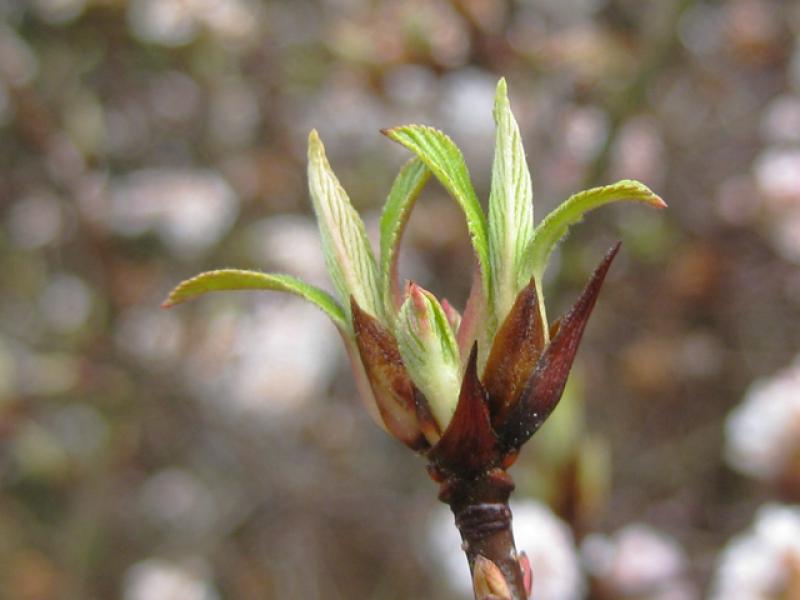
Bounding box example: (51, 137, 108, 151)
(428, 344, 500, 477)
(351, 299, 429, 451)
(482, 278, 546, 428)
(499, 242, 620, 451)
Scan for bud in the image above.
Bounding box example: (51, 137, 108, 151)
(396, 283, 462, 430)
(473, 555, 512, 600)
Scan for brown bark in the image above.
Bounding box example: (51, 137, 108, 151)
(439, 469, 527, 600)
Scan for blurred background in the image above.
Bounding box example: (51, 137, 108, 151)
(2, 0, 800, 598)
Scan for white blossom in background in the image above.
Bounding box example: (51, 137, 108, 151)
(127, 0, 260, 47)
(760, 95, 800, 144)
(185, 300, 340, 419)
(0, 22, 39, 87)
(138, 469, 218, 537)
(754, 148, 800, 262)
(582, 524, 696, 599)
(115, 306, 185, 366)
(428, 500, 585, 600)
(710, 504, 800, 599)
(439, 69, 496, 166)
(38, 273, 93, 334)
(123, 558, 218, 600)
(109, 168, 238, 257)
(7, 191, 65, 249)
(245, 215, 330, 287)
(724, 356, 800, 483)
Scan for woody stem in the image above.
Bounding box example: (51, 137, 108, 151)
(439, 468, 527, 599)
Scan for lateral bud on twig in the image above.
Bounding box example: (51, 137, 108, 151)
(473, 555, 512, 600)
(519, 552, 533, 598)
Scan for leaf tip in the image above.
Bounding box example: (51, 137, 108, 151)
(307, 129, 324, 159)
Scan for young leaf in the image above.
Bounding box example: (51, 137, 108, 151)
(395, 283, 462, 430)
(524, 179, 665, 283)
(522, 179, 664, 340)
(162, 269, 347, 331)
(308, 129, 383, 322)
(488, 78, 534, 324)
(382, 125, 491, 303)
(379, 157, 431, 319)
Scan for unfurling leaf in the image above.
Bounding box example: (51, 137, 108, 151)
(521, 180, 664, 343)
(524, 179, 665, 284)
(382, 125, 492, 305)
(308, 130, 383, 323)
(488, 78, 534, 326)
(501, 243, 620, 450)
(162, 269, 347, 331)
(379, 157, 431, 319)
(395, 283, 462, 430)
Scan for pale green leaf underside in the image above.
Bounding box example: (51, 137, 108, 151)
(308, 130, 383, 322)
(384, 125, 491, 302)
(379, 157, 431, 319)
(162, 269, 347, 331)
(396, 288, 461, 429)
(488, 77, 535, 324)
(525, 179, 666, 282)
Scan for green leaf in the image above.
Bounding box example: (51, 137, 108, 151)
(383, 124, 491, 304)
(395, 283, 462, 430)
(488, 78, 535, 324)
(379, 157, 431, 320)
(525, 179, 666, 283)
(308, 129, 383, 322)
(162, 269, 348, 331)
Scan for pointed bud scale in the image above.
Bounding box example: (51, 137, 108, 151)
(351, 298, 428, 451)
(473, 555, 513, 600)
(428, 344, 499, 477)
(500, 243, 621, 451)
(396, 283, 463, 431)
(482, 277, 546, 428)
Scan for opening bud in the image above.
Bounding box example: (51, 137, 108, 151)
(396, 283, 462, 430)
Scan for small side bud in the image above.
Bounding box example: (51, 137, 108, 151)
(396, 283, 462, 430)
(519, 552, 533, 598)
(473, 555, 512, 600)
